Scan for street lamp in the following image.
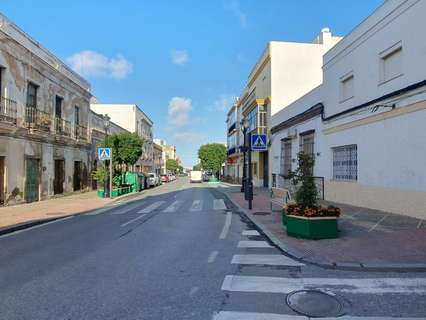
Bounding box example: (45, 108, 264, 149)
(240, 118, 253, 210)
(103, 114, 110, 197)
(240, 118, 249, 193)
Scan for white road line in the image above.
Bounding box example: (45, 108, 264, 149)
(212, 311, 424, 320)
(138, 201, 165, 213)
(213, 199, 227, 210)
(231, 254, 304, 266)
(219, 211, 232, 239)
(163, 200, 183, 213)
(190, 200, 203, 212)
(368, 214, 389, 232)
(221, 275, 426, 294)
(121, 214, 147, 227)
(242, 230, 260, 236)
(189, 286, 199, 297)
(237, 240, 272, 248)
(0, 216, 74, 239)
(208, 250, 219, 263)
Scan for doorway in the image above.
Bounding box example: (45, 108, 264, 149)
(73, 161, 81, 191)
(25, 158, 40, 203)
(54, 159, 65, 195)
(0, 157, 4, 205)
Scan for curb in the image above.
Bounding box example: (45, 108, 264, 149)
(216, 188, 426, 273)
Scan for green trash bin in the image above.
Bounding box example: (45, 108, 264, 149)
(125, 172, 139, 193)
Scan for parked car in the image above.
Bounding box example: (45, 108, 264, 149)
(147, 173, 160, 188)
(168, 173, 176, 181)
(161, 174, 169, 183)
(190, 170, 203, 183)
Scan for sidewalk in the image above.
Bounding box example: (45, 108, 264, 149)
(0, 191, 137, 232)
(220, 185, 426, 271)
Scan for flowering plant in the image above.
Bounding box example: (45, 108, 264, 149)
(284, 204, 340, 218)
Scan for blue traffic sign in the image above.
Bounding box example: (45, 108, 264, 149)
(251, 134, 267, 151)
(98, 147, 111, 161)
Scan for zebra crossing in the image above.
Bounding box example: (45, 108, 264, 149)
(214, 229, 426, 319)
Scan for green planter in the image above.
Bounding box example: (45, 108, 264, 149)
(281, 210, 287, 226)
(286, 215, 338, 239)
(97, 189, 105, 198)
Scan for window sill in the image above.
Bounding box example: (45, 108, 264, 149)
(330, 179, 357, 183)
(378, 73, 403, 86)
(339, 95, 354, 104)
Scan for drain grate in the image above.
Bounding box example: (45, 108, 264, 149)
(286, 289, 344, 317)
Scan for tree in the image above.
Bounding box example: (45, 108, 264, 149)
(100, 132, 144, 167)
(193, 163, 202, 171)
(166, 159, 179, 173)
(286, 152, 318, 208)
(198, 143, 227, 174)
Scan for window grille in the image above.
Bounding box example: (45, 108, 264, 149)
(332, 144, 357, 181)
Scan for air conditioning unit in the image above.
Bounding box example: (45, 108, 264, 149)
(287, 128, 297, 138)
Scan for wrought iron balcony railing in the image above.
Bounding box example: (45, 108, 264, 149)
(55, 117, 72, 137)
(25, 105, 52, 132)
(75, 124, 88, 141)
(0, 97, 17, 125)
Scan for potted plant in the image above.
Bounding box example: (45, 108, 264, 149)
(283, 152, 341, 239)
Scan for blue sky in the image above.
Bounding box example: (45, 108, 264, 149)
(2, 0, 383, 167)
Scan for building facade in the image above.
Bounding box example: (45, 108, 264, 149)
(0, 14, 92, 205)
(153, 142, 164, 176)
(232, 28, 341, 188)
(90, 104, 154, 173)
(154, 139, 177, 173)
(271, 0, 426, 219)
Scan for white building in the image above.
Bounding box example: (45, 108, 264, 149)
(232, 28, 341, 187)
(271, 0, 426, 219)
(90, 104, 154, 173)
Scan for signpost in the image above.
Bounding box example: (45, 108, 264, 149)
(251, 134, 267, 152)
(98, 148, 112, 198)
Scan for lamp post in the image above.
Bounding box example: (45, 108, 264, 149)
(103, 114, 110, 197)
(240, 119, 248, 193)
(241, 118, 253, 209)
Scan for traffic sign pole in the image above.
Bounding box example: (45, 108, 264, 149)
(109, 152, 113, 199)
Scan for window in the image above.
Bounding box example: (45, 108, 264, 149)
(27, 83, 38, 108)
(0, 68, 3, 98)
(339, 72, 354, 102)
(299, 131, 314, 159)
(74, 106, 80, 125)
(280, 139, 292, 176)
(55, 96, 63, 118)
(332, 144, 357, 181)
(380, 43, 402, 83)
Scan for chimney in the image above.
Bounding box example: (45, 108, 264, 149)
(312, 27, 332, 45)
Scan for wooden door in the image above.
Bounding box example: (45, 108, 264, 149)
(25, 158, 39, 203)
(73, 161, 81, 191)
(54, 159, 64, 194)
(0, 157, 4, 205)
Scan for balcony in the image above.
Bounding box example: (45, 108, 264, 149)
(74, 124, 88, 141)
(55, 117, 72, 137)
(25, 105, 52, 132)
(227, 147, 236, 156)
(228, 122, 236, 134)
(0, 97, 17, 125)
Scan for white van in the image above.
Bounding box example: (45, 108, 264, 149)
(190, 170, 202, 183)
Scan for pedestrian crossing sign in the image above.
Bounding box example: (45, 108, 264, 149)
(251, 134, 267, 151)
(98, 147, 111, 161)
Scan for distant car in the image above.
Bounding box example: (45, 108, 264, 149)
(190, 170, 202, 183)
(168, 173, 175, 181)
(161, 174, 169, 183)
(147, 173, 160, 187)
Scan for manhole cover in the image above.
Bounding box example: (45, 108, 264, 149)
(286, 289, 344, 317)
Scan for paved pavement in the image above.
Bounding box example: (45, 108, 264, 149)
(219, 184, 426, 270)
(0, 178, 425, 319)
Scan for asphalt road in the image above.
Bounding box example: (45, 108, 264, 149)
(0, 178, 425, 319)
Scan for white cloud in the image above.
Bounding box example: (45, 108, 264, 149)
(168, 96, 193, 128)
(226, 1, 247, 28)
(173, 131, 206, 144)
(208, 94, 235, 112)
(170, 49, 189, 65)
(67, 50, 133, 80)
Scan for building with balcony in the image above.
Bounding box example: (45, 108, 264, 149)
(271, 0, 426, 219)
(153, 142, 165, 176)
(0, 14, 92, 204)
(90, 103, 154, 173)
(239, 28, 341, 188)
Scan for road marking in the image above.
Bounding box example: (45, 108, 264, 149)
(208, 250, 219, 263)
(121, 214, 147, 227)
(242, 230, 260, 236)
(231, 254, 304, 266)
(417, 219, 423, 229)
(368, 214, 389, 232)
(0, 216, 74, 239)
(212, 311, 424, 320)
(85, 207, 110, 216)
(190, 200, 203, 212)
(221, 275, 426, 294)
(163, 200, 183, 213)
(219, 211, 232, 239)
(189, 286, 199, 297)
(237, 240, 272, 248)
(138, 201, 165, 213)
(213, 199, 227, 210)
